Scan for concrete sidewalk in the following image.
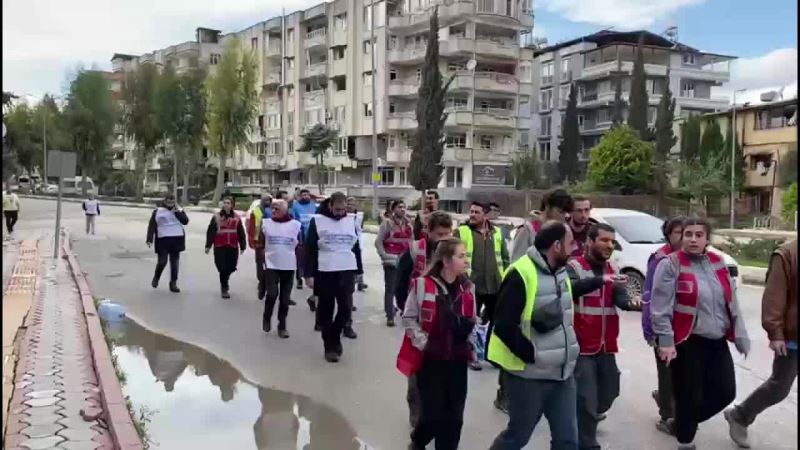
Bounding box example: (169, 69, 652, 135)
(2, 232, 142, 449)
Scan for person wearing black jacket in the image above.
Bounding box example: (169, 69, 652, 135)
(412, 190, 440, 240)
(304, 192, 364, 363)
(205, 197, 247, 299)
(147, 194, 190, 293)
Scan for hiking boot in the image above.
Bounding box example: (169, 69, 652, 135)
(278, 329, 290, 339)
(169, 282, 180, 293)
(343, 327, 358, 339)
(307, 296, 317, 312)
(324, 352, 340, 363)
(724, 408, 751, 448)
(656, 418, 676, 436)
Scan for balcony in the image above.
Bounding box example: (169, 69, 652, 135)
(267, 43, 282, 58)
(473, 108, 515, 128)
(262, 154, 282, 169)
(672, 63, 730, 84)
(303, 62, 327, 79)
(675, 95, 729, 111)
(745, 164, 777, 188)
(474, 38, 519, 59)
(388, 80, 419, 97)
(445, 110, 473, 127)
(387, 112, 418, 130)
(387, 147, 412, 163)
(388, 0, 473, 30)
(442, 146, 472, 163)
(331, 58, 346, 76)
(387, 46, 428, 64)
(305, 28, 327, 49)
(303, 90, 326, 108)
(263, 72, 280, 86)
(112, 159, 128, 170)
(579, 61, 667, 81)
(475, 72, 518, 93)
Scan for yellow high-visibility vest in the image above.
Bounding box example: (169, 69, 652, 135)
(458, 225, 505, 278)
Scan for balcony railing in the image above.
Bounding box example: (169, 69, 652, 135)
(305, 28, 327, 48)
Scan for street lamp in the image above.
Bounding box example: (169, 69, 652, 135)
(730, 88, 746, 229)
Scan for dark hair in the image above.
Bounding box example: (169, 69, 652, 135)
(534, 221, 569, 251)
(164, 193, 175, 201)
(275, 190, 288, 199)
(470, 201, 490, 213)
(299, 188, 311, 195)
(682, 217, 712, 236)
(489, 202, 500, 209)
(541, 188, 574, 213)
(329, 192, 347, 205)
(588, 223, 615, 241)
(572, 195, 591, 207)
(426, 190, 440, 199)
(427, 211, 453, 231)
(662, 215, 687, 238)
(390, 199, 405, 211)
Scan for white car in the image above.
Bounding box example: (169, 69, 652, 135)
(44, 184, 58, 194)
(589, 208, 740, 298)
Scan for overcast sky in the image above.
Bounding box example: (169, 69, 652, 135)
(3, 0, 797, 104)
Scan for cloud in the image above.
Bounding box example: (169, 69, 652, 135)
(712, 48, 798, 104)
(2, 0, 318, 97)
(538, 0, 705, 29)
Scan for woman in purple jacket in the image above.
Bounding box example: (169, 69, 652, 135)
(642, 215, 686, 435)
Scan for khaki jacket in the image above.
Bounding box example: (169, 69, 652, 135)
(762, 239, 798, 342)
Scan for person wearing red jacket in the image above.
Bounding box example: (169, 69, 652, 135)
(566, 223, 640, 450)
(205, 197, 247, 299)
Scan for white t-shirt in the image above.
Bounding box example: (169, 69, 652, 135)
(314, 214, 358, 272)
(262, 219, 301, 270)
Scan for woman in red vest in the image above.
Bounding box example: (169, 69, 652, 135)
(375, 199, 413, 327)
(205, 197, 247, 299)
(650, 217, 750, 450)
(398, 237, 477, 450)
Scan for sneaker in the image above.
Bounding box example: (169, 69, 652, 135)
(343, 327, 358, 339)
(387, 318, 396, 327)
(307, 296, 317, 312)
(169, 282, 180, 293)
(724, 408, 751, 448)
(469, 360, 483, 371)
(677, 443, 696, 450)
(278, 329, 290, 339)
(151, 277, 159, 289)
(288, 299, 297, 306)
(297, 280, 303, 290)
(656, 418, 676, 436)
(357, 283, 367, 291)
(262, 321, 271, 333)
(324, 352, 340, 363)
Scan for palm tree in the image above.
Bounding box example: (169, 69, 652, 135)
(298, 123, 338, 195)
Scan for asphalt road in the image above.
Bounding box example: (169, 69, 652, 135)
(6, 198, 798, 450)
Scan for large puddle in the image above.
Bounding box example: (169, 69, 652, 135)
(105, 318, 374, 449)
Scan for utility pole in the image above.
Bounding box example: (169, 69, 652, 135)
(370, 0, 379, 219)
(42, 110, 47, 187)
(730, 88, 746, 229)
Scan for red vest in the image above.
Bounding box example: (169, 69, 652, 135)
(409, 239, 427, 279)
(653, 244, 672, 261)
(213, 213, 241, 248)
(568, 257, 620, 355)
(396, 277, 476, 376)
(671, 250, 735, 345)
(384, 220, 413, 255)
(571, 238, 585, 258)
(530, 219, 542, 234)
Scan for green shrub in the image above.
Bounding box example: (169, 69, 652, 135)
(782, 182, 797, 223)
(719, 238, 781, 267)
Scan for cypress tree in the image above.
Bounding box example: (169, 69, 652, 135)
(680, 115, 702, 163)
(611, 74, 625, 126)
(558, 82, 580, 182)
(627, 33, 650, 139)
(653, 79, 676, 214)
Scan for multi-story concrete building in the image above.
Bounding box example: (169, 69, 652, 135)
(110, 1, 533, 207)
(530, 30, 735, 163)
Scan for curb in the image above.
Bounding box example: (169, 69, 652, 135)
(62, 231, 145, 449)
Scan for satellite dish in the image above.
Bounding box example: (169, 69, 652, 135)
(466, 59, 477, 71)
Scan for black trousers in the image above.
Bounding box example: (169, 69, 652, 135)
(214, 247, 239, 290)
(654, 347, 675, 420)
(477, 293, 498, 352)
(411, 360, 468, 450)
(575, 353, 620, 450)
(316, 271, 355, 354)
(263, 269, 294, 329)
(384, 265, 397, 319)
(671, 335, 736, 444)
(255, 248, 266, 296)
(155, 251, 180, 283)
(4, 211, 18, 233)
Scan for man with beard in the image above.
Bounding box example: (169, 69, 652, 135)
(413, 190, 440, 240)
(510, 188, 574, 262)
(566, 223, 640, 450)
(247, 193, 273, 300)
(569, 196, 592, 257)
(347, 196, 368, 292)
(394, 211, 454, 428)
(375, 199, 413, 327)
(488, 221, 580, 450)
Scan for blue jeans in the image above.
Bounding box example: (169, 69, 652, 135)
(490, 372, 578, 450)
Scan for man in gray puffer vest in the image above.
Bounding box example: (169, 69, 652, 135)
(489, 221, 581, 450)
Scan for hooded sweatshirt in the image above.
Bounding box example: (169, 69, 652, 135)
(510, 213, 544, 263)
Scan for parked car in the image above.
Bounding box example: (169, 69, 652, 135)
(44, 184, 58, 194)
(588, 208, 740, 298)
(60, 177, 95, 195)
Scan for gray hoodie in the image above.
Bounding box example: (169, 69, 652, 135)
(650, 252, 750, 354)
(510, 214, 543, 263)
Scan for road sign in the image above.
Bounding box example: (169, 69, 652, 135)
(47, 150, 77, 179)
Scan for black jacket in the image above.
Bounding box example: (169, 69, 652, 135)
(146, 207, 190, 254)
(394, 241, 436, 306)
(304, 208, 363, 276)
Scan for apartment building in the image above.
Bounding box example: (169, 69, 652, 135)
(530, 30, 735, 163)
(110, 1, 533, 205)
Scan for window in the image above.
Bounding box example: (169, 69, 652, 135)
(334, 105, 346, 124)
(560, 58, 570, 80)
(380, 167, 395, 185)
(363, 71, 373, 86)
(416, 69, 422, 83)
(646, 78, 658, 94)
(578, 114, 585, 130)
(682, 53, 695, 65)
(286, 57, 295, 69)
(445, 167, 463, 187)
(267, 140, 280, 155)
(506, 0, 513, 15)
(398, 168, 408, 185)
(756, 104, 797, 129)
(681, 81, 695, 98)
(518, 61, 532, 83)
(519, 96, 530, 114)
(363, 39, 375, 54)
(364, 102, 373, 117)
(540, 115, 552, 135)
(448, 62, 465, 72)
(476, 0, 493, 13)
(287, 114, 294, 133)
(538, 141, 551, 160)
(447, 97, 468, 110)
(389, 35, 398, 50)
(332, 46, 346, 60)
(267, 114, 281, 129)
(445, 134, 467, 148)
(335, 137, 348, 155)
(389, 69, 397, 81)
(287, 28, 294, 47)
(597, 108, 610, 124)
(287, 138, 294, 154)
(333, 77, 346, 91)
(559, 85, 570, 108)
(251, 37, 258, 51)
(210, 53, 221, 65)
(479, 135, 494, 150)
(389, 102, 396, 114)
(539, 89, 553, 111)
(540, 61, 554, 84)
(389, 134, 397, 148)
(335, 14, 347, 31)
(648, 107, 657, 124)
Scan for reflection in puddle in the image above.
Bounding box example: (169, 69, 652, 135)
(108, 319, 373, 449)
